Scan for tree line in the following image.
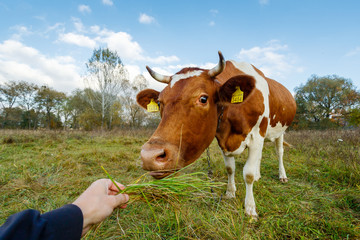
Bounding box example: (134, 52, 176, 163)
(1, 48, 359, 130)
(293, 74, 360, 129)
(0, 48, 160, 131)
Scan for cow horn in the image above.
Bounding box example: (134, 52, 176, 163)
(208, 51, 226, 77)
(146, 66, 171, 84)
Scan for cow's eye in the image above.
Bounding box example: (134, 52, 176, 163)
(199, 96, 208, 104)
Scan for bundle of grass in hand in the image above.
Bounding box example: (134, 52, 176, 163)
(101, 166, 225, 204)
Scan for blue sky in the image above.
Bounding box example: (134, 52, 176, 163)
(0, 0, 359, 93)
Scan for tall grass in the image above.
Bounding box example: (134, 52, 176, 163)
(0, 129, 359, 239)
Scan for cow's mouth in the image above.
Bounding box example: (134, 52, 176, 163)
(148, 169, 179, 179)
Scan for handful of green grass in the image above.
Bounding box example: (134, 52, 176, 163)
(101, 165, 225, 233)
(101, 166, 225, 204)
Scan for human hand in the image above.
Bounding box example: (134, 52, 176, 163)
(73, 179, 129, 236)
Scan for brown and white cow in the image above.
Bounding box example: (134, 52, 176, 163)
(136, 52, 296, 217)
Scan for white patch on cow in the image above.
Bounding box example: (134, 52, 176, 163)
(273, 114, 276, 120)
(170, 70, 203, 88)
(266, 122, 288, 141)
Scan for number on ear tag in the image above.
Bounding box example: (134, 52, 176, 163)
(147, 99, 159, 112)
(231, 86, 243, 103)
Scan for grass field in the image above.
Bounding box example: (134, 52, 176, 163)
(1, 129, 359, 239)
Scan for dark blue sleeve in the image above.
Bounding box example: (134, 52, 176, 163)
(0, 204, 83, 240)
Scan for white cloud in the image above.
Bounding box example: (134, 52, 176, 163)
(259, 0, 269, 5)
(98, 30, 144, 62)
(0, 40, 82, 92)
(78, 5, 91, 14)
(59, 24, 179, 65)
(210, 9, 218, 16)
(58, 32, 96, 48)
(102, 0, 113, 6)
(72, 17, 86, 32)
(144, 55, 180, 65)
(139, 13, 155, 24)
(345, 47, 360, 57)
(55, 22, 180, 91)
(125, 64, 141, 82)
(90, 25, 101, 33)
(10, 25, 32, 40)
(45, 23, 64, 34)
(237, 40, 303, 79)
(209, 9, 218, 27)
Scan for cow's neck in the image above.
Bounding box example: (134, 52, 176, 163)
(217, 105, 225, 131)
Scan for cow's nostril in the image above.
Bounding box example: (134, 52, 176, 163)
(156, 151, 167, 161)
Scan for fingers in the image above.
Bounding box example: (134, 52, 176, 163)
(107, 181, 125, 196)
(115, 181, 126, 190)
(110, 193, 129, 208)
(96, 179, 129, 207)
(120, 204, 128, 209)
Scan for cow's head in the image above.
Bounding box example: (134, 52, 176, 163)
(137, 52, 255, 178)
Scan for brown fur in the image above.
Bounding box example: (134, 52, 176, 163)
(245, 174, 254, 184)
(259, 117, 268, 137)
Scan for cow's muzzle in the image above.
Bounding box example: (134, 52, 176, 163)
(140, 139, 182, 178)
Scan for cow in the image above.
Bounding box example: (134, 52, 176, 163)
(136, 52, 296, 218)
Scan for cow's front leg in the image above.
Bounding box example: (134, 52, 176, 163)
(222, 153, 236, 198)
(243, 137, 264, 218)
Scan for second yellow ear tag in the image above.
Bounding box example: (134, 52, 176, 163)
(231, 86, 243, 103)
(147, 99, 159, 112)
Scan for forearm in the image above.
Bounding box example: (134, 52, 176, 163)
(0, 204, 83, 240)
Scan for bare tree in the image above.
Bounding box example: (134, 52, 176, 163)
(121, 74, 149, 128)
(84, 48, 128, 130)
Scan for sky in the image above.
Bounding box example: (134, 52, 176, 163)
(0, 0, 360, 94)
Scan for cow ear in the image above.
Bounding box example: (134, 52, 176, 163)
(136, 89, 160, 109)
(218, 74, 256, 104)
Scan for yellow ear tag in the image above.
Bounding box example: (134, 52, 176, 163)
(231, 86, 244, 103)
(147, 99, 159, 112)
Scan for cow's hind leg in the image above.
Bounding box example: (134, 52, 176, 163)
(222, 152, 236, 199)
(275, 134, 288, 183)
(243, 136, 264, 218)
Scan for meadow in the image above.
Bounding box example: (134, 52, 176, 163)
(0, 129, 359, 239)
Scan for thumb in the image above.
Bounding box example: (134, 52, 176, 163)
(109, 193, 129, 208)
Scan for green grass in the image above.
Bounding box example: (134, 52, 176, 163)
(0, 129, 359, 239)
